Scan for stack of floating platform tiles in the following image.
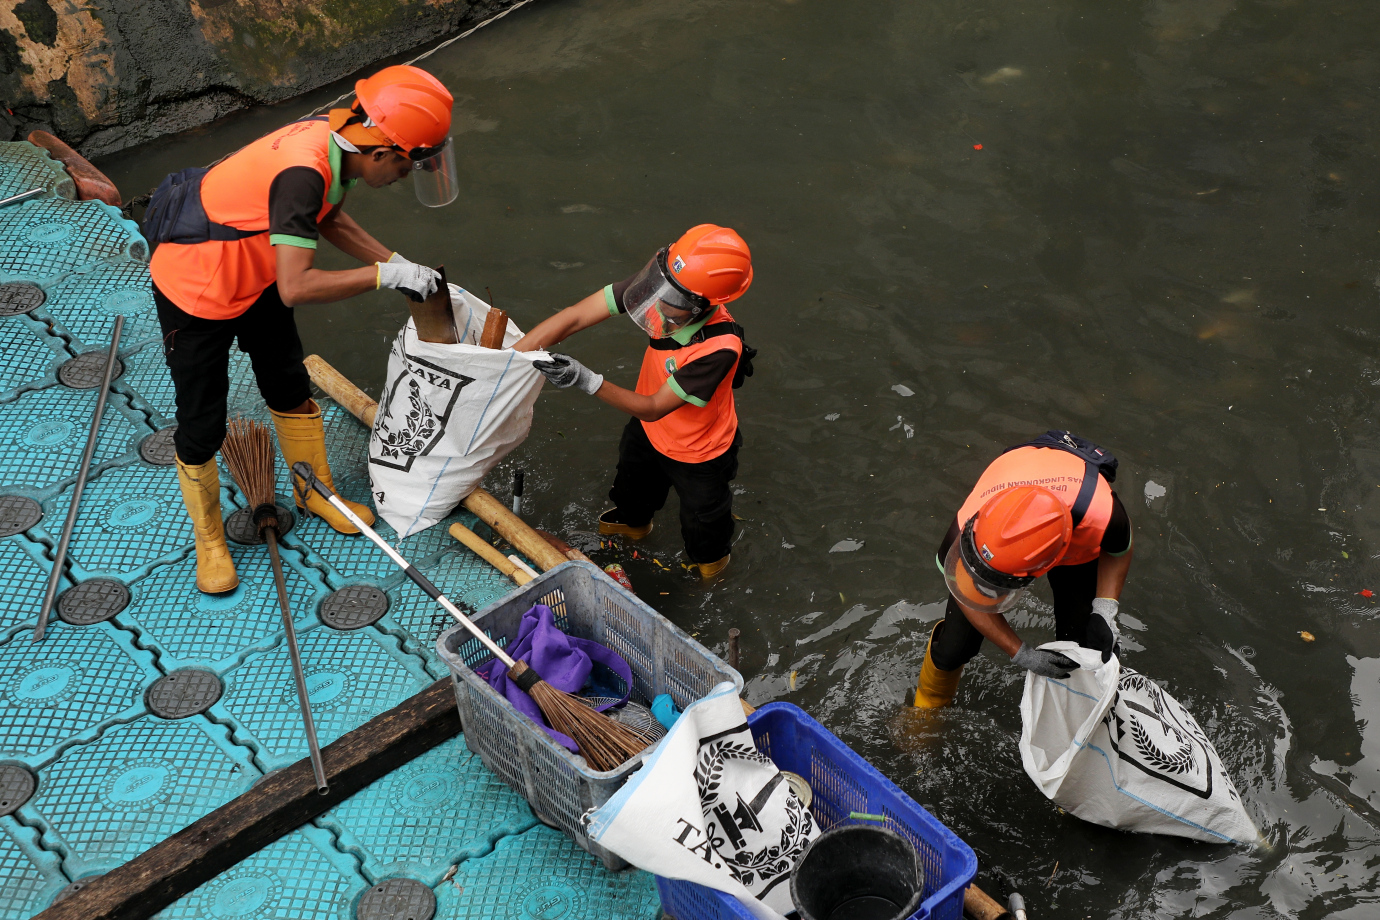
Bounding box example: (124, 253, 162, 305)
(0, 142, 659, 919)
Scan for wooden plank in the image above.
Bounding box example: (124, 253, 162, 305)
(33, 677, 461, 920)
(26, 130, 123, 206)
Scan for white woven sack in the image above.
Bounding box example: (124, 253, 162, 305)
(1019, 642, 1258, 845)
(368, 284, 548, 537)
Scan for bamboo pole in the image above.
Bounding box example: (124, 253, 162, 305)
(303, 354, 569, 573)
(964, 884, 1010, 920)
(449, 522, 532, 585)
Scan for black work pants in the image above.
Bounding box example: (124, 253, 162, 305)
(929, 521, 1098, 671)
(608, 418, 740, 563)
(153, 283, 311, 465)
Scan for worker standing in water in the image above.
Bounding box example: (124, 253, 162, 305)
(515, 225, 754, 579)
(914, 431, 1133, 707)
(146, 65, 458, 593)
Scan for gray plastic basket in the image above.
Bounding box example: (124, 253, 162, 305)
(436, 560, 743, 870)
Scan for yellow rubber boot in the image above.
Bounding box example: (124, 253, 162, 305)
(598, 508, 652, 539)
(913, 623, 962, 709)
(270, 399, 375, 535)
(175, 457, 239, 594)
(695, 554, 731, 580)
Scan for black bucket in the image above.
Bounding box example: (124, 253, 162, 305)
(790, 825, 924, 920)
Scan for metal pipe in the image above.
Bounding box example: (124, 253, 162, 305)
(511, 468, 524, 515)
(265, 528, 328, 793)
(34, 316, 124, 641)
(0, 188, 44, 209)
(728, 628, 741, 671)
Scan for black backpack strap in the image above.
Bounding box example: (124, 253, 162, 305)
(1070, 460, 1098, 527)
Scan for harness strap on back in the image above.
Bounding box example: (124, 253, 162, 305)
(1070, 460, 1098, 527)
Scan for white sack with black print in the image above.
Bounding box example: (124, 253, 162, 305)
(368, 284, 548, 537)
(1020, 642, 1258, 845)
(584, 682, 818, 920)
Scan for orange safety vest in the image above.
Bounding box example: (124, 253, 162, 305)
(955, 446, 1113, 567)
(637, 307, 743, 463)
(149, 117, 344, 319)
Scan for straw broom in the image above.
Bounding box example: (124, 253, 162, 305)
(222, 419, 329, 792)
(291, 460, 649, 771)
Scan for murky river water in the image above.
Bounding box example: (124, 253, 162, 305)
(97, 0, 1380, 915)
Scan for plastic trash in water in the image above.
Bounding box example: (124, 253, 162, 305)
(891, 384, 915, 396)
(829, 539, 864, 553)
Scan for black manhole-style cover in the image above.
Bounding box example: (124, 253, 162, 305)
(146, 669, 223, 719)
(139, 426, 178, 466)
(225, 504, 296, 545)
(357, 878, 436, 920)
(0, 763, 36, 816)
(0, 282, 44, 317)
(58, 351, 124, 388)
(320, 585, 389, 631)
(0, 494, 42, 537)
(53, 875, 103, 903)
(57, 578, 131, 625)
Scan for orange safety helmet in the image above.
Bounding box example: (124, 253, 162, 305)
(351, 65, 453, 155)
(943, 486, 1073, 615)
(666, 224, 753, 305)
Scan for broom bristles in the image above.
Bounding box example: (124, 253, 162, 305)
(510, 660, 651, 771)
(221, 417, 278, 526)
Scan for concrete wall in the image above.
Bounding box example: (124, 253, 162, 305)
(0, 0, 528, 158)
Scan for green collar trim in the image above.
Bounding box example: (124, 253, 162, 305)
(326, 136, 358, 205)
(668, 305, 720, 345)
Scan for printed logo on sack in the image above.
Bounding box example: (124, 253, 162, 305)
(370, 349, 475, 473)
(204, 870, 281, 919)
(27, 222, 72, 245)
(1106, 672, 1215, 798)
(664, 357, 678, 375)
(101, 289, 149, 316)
(8, 662, 83, 706)
(24, 419, 77, 449)
(102, 760, 176, 809)
(518, 883, 583, 920)
(388, 763, 457, 816)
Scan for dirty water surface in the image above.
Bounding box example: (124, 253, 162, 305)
(98, 1, 1380, 916)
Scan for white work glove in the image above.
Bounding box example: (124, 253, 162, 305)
(376, 257, 441, 302)
(532, 353, 604, 395)
(1012, 643, 1079, 679)
(1085, 597, 1121, 663)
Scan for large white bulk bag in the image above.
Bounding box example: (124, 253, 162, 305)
(368, 284, 548, 537)
(1019, 642, 1258, 845)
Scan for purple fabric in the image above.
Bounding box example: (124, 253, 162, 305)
(482, 604, 634, 752)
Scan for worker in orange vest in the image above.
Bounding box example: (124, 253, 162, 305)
(145, 65, 457, 594)
(914, 431, 1133, 707)
(515, 225, 755, 579)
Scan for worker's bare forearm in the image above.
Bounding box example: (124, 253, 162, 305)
(594, 380, 683, 422)
(958, 605, 1023, 658)
(278, 263, 379, 306)
(1096, 544, 1133, 599)
(319, 210, 393, 264)
(514, 291, 610, 352)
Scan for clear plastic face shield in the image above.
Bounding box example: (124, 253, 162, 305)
(622, 249, 711, 339)
(411, 137, 458, 207)
(942, 517, 1036, 615)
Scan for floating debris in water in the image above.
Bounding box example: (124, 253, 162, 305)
(829, 539, 864, 553)
(781, 541, 795, 549)
(891, 384, 914, 396)
(825, 412, 840, 421)
(889, 416, 915, 438)
(1360, 589, 1373, 598)
(1300, 631, 1316, 642)
(980, 66, 1023, 84)
(1144, 481, 1167, 505)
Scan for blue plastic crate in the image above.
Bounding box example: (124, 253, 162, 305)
(117, 340, 264, 426)
(0, 315, 70, 402)
(0, 619, 161, 766)
(432, 824, 661, 920)
(0, 385, 146, 495)
(24, 714, 259, 878)
(39, 257, 159, 351)
(317, 733, 537, 886)
(39, 461, 200, 583)
(151, 826, 366, 920)
(210, 624, 432, 772)
(0, 817, 68, 920)
(0, 197, 146, 286)
(655, 703, 978, 920)
(117, 537, 330, 673)
(383, 547, 515, 678)
(0, 142, 75, 201)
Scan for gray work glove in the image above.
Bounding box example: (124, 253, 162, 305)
(376, 257, 441, 302)
(533, 353, 604, 395)
(1012, 643, 1079, 679)
(1084, 597, 1121, 663)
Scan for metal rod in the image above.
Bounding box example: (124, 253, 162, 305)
(0, 188, 44, 209)
(511, 468, 524, 515)
(292, 462, 517, 667)
(34, 316, 124, 641)
(728, 627, 741, 671)
(266, 527, 328, 793)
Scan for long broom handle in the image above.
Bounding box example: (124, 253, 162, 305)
(34, 315, 125, 642)
(291, 462, 518, 669)
(265, 528, 328, 793)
